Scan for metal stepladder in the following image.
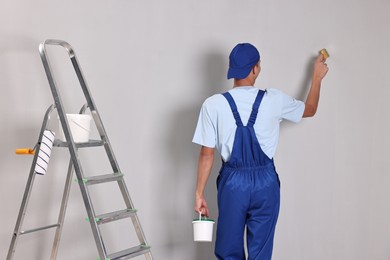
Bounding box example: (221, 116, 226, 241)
(7, 39, 153, 260)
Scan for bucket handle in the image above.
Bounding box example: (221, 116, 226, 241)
(199, 211, 209, 221)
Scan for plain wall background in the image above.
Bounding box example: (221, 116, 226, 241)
(1, 0, 390, 259)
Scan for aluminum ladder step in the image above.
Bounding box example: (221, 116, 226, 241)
(95, 209, 138, 225)
(53, 139, 104, 148)
(83, 173, 124, 185)
(107, 245, 151, 260)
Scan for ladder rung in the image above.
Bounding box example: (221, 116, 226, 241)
(107, 245, 151, 260)
(53, 139, 104, 148)
(20, 224, 60, 235)
(96, 209, 137, 225)
(84, 173, 124, 185)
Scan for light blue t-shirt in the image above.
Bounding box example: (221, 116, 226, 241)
(192, 87, 305, 161)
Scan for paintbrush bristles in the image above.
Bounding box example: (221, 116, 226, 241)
(321, 48, 329, 59)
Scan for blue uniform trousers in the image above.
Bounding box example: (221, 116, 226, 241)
(215, 90, 280, 260)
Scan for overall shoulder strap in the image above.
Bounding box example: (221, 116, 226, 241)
(222, 92, 243, 127)
(247, 90, 265, 127)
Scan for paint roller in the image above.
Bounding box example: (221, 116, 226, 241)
(16, 130, 56, 175)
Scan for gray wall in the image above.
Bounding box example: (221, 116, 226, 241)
(1, 0, 390, 259)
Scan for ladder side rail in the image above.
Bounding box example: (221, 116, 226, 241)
(68, 45, 152, 258)
(68, 44, 152, 255)
(7, 105, 56, 260)
(119, 179, 149, 244)
(50, 104, 89, 259)
(68, 47, 150, 246)
(39, 42, 108, 260)
(50, 160, 74, 259)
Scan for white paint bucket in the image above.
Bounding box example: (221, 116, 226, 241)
(58, 114, 92, 143)
(192, 212, 215, 242)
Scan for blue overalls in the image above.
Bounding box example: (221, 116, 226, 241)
(215, 90, 280, 260)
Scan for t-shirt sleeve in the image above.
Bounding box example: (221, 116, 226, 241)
(192, 102, 216, 148)
(280, 91, 305, 123)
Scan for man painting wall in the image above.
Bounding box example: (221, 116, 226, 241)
(193, 43, 329, 259)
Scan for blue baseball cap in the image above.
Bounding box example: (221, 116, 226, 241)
(227, 43, 260, 80)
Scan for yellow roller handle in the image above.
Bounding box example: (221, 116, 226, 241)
(320, 48, 329, 59)
(16, 148, 35, 155)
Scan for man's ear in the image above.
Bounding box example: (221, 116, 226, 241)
(254, 63, 261, 74)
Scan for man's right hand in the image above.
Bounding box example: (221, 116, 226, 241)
(313, 53, 329, 80)
(303, 53, 329, 118)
